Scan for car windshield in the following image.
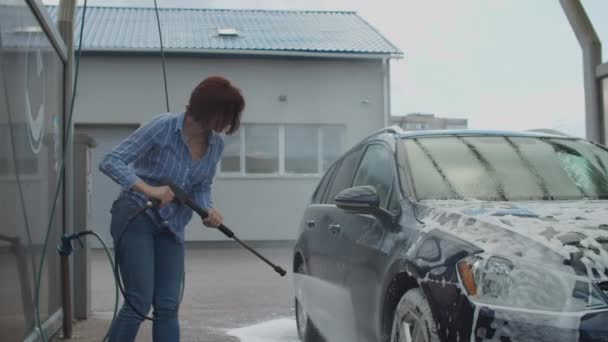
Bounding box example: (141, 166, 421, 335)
(401, 136, 608, 201)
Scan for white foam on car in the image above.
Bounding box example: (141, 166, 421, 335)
(414, 199, 608, 341)
(226, 318, 299, 342)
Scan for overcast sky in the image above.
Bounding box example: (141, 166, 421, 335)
(43, 0, 608, 138)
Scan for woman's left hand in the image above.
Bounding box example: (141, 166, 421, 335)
(203, 208, 223, 228)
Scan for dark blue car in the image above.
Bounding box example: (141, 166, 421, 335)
(293, 128, 608, 342)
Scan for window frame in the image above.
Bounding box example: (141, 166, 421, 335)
(352, 141, 403, 211)
(322, 146, 364, 204)
(395, 139, 417, 202)
(311, 162, 338, 204)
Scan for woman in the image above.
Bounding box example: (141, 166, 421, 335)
(99, 76, 244, 341)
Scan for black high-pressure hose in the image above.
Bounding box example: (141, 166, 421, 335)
(58, 230, 116, 341)
(59, 200, 185, 324)
(112, 200, 185, 321)
(113, 201, 159, 321)
(59, 185, 288, 339)
(101, 184, 287, 322)
(56, 203, 160, 331)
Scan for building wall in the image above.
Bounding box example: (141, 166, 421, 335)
(75, 56, 386, 241)
(392, 114, 468, 131)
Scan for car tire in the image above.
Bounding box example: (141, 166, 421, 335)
(295, 262, 324, 342)
(390, 288, 440, 342)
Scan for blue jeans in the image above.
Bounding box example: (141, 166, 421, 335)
(108, 198, 184, 342)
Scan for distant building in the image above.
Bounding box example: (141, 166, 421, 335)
(391, 113, 468, 131)
(46, 5, 402, 243)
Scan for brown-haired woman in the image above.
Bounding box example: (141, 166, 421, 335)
(99, 76, 244, 341)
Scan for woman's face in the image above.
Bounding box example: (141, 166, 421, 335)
(201, 115, 230, 134)
(189, 113, 233, 134)
(211, 117, 230, 133)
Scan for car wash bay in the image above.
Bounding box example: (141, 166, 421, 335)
(71, 243, 296, 341)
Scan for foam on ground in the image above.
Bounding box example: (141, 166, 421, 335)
(226, 318, 299, 342)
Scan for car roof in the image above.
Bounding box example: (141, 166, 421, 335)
(396, 129, 579, 140)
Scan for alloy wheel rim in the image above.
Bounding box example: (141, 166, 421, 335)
(395, 315, 425, 342)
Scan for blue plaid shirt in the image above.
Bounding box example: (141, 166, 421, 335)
(99, 112, 224, 243)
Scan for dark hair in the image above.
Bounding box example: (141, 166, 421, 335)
(186, 76, 245, 134)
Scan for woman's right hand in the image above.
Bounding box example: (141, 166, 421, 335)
(134, 182, 175, 206)
(147, 185, 175, 206)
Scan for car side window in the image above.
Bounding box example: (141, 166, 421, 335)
(352, 144, 398, 210)
(311, 164, 337, 204)
(324, 148, 364, 204)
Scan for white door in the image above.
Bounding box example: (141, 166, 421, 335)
(76, 125, 137, 247)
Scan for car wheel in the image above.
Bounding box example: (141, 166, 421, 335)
(390, 288, 439, 342)
(295, 262, 323, 342)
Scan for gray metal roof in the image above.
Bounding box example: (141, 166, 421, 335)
(45, 6, 402, 57)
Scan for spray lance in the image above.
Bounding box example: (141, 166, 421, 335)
(59, 182, 289, 272)
(163, 180, 287, 277)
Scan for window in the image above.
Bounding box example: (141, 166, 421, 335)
(245, 125, 279, 173)
(0, 3, 65, 335)
(220, 130, 241, 173)
(446, 124, 467, 130)
(285, 126, 317, 173)
(402, 136, 608, 201)
(353, 144, 397, 209)
(0, 123, 39, 175)
(325, 148, 363, 204)
(312, 163, 337, 204)
(321, 126, 345, 171)
(405, 122, 427, 130)
(219, 124, 345, 176)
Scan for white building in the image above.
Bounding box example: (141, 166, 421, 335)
(60, 5, 402, 242)
(391, 113, 468, 131)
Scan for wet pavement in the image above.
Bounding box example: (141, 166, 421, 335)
(59, 242, 296, 341)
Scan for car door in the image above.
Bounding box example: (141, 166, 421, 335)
(340, 142, 402, 342)
(300, 147, 364, 339)
(302, 162, 336, 281)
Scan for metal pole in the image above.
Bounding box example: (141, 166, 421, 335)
(57, 0, 77, 338)
(382, 58, 391, 128)
(73, 134, 96, 320)
(559, 0, 604, 144)
(60, 255, 72, 338)
(600, 63, 608, 142)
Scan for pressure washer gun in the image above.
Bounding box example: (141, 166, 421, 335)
(58, 231, 91, 256)
(163, 180, 287, 277)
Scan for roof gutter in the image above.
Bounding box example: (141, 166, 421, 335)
(560, 0, 604, 145)
(80, 47, 404, 60)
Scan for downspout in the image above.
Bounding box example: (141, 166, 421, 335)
(382, 57, 391, 127)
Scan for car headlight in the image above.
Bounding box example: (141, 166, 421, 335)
(457, 254, 608, 312)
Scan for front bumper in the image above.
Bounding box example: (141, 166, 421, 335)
(471, 303, 608, 342)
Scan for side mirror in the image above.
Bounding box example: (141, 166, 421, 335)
(335, 185, 380, 211)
